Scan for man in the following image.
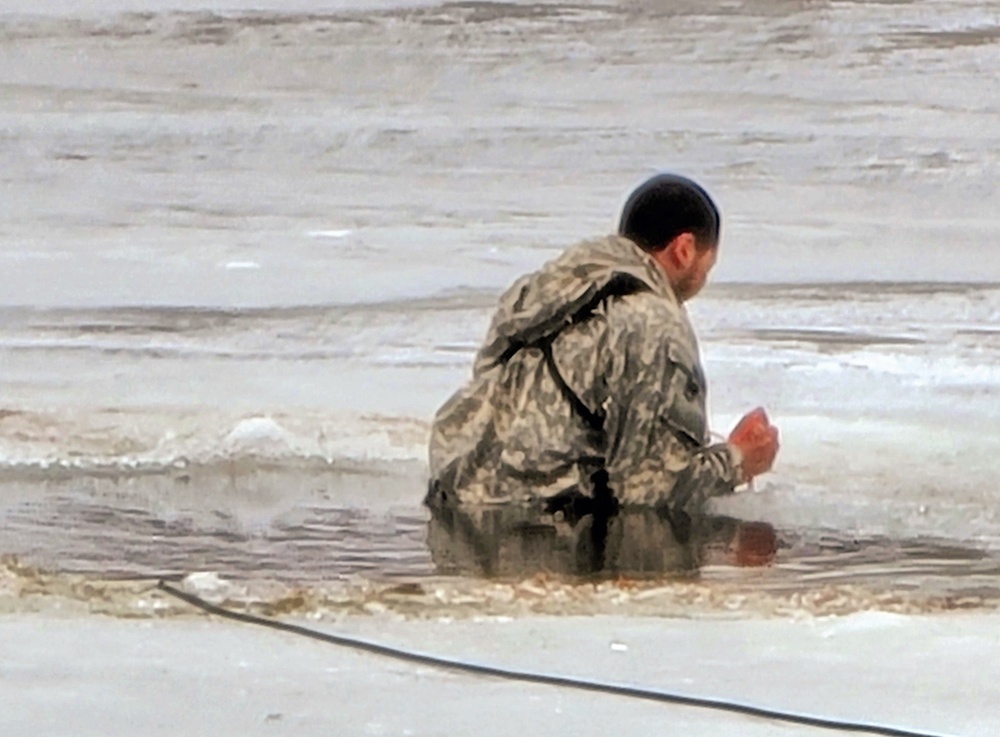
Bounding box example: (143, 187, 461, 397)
(426, 173, 779, 576)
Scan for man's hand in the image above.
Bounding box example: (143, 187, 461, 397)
(728, 407, 779, 483)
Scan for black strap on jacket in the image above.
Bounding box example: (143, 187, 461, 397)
(539, 339, 604, 433)
(492, 273, 645, 434)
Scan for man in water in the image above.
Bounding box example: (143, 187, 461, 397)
(426, 173, 780, 576)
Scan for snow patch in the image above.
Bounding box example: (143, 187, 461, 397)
(181, 572, 229, 597)
(218, 416, 321, 459)
(307, 229, 353, 239)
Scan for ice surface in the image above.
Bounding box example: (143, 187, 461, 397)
(2, 610, 999, 736)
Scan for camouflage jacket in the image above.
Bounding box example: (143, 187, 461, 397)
(428, 235, 742, 510)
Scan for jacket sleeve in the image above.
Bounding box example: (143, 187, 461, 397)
(598, 293, 743, 509)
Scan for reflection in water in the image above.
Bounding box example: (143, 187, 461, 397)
(426, 500, 1000, 609)
(427, 501, 777, 579)
(2, 469, 1000, 610)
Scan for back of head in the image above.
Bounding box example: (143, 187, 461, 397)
(618, 173, 721, 252)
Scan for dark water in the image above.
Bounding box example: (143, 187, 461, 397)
(0, 466, 433, 582)
(3, 466, 1000, 615)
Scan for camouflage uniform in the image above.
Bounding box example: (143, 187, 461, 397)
(427, 235, 742, 517)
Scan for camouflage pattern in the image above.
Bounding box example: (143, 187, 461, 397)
(428, 235, 741, 511)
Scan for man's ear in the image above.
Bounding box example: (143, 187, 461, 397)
(667, 232, 697, 269)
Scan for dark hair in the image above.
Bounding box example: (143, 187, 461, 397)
(617, 173, 721, 251)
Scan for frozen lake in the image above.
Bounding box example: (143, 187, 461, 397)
(0, 0, 999, 618)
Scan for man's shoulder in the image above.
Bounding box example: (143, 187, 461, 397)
(602, 288, 700, 370)
(604, 288, 685, 330)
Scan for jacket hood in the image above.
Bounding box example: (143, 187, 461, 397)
(474, 236, 676, 373)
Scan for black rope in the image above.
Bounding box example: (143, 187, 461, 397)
(158, 580, 955, 737)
